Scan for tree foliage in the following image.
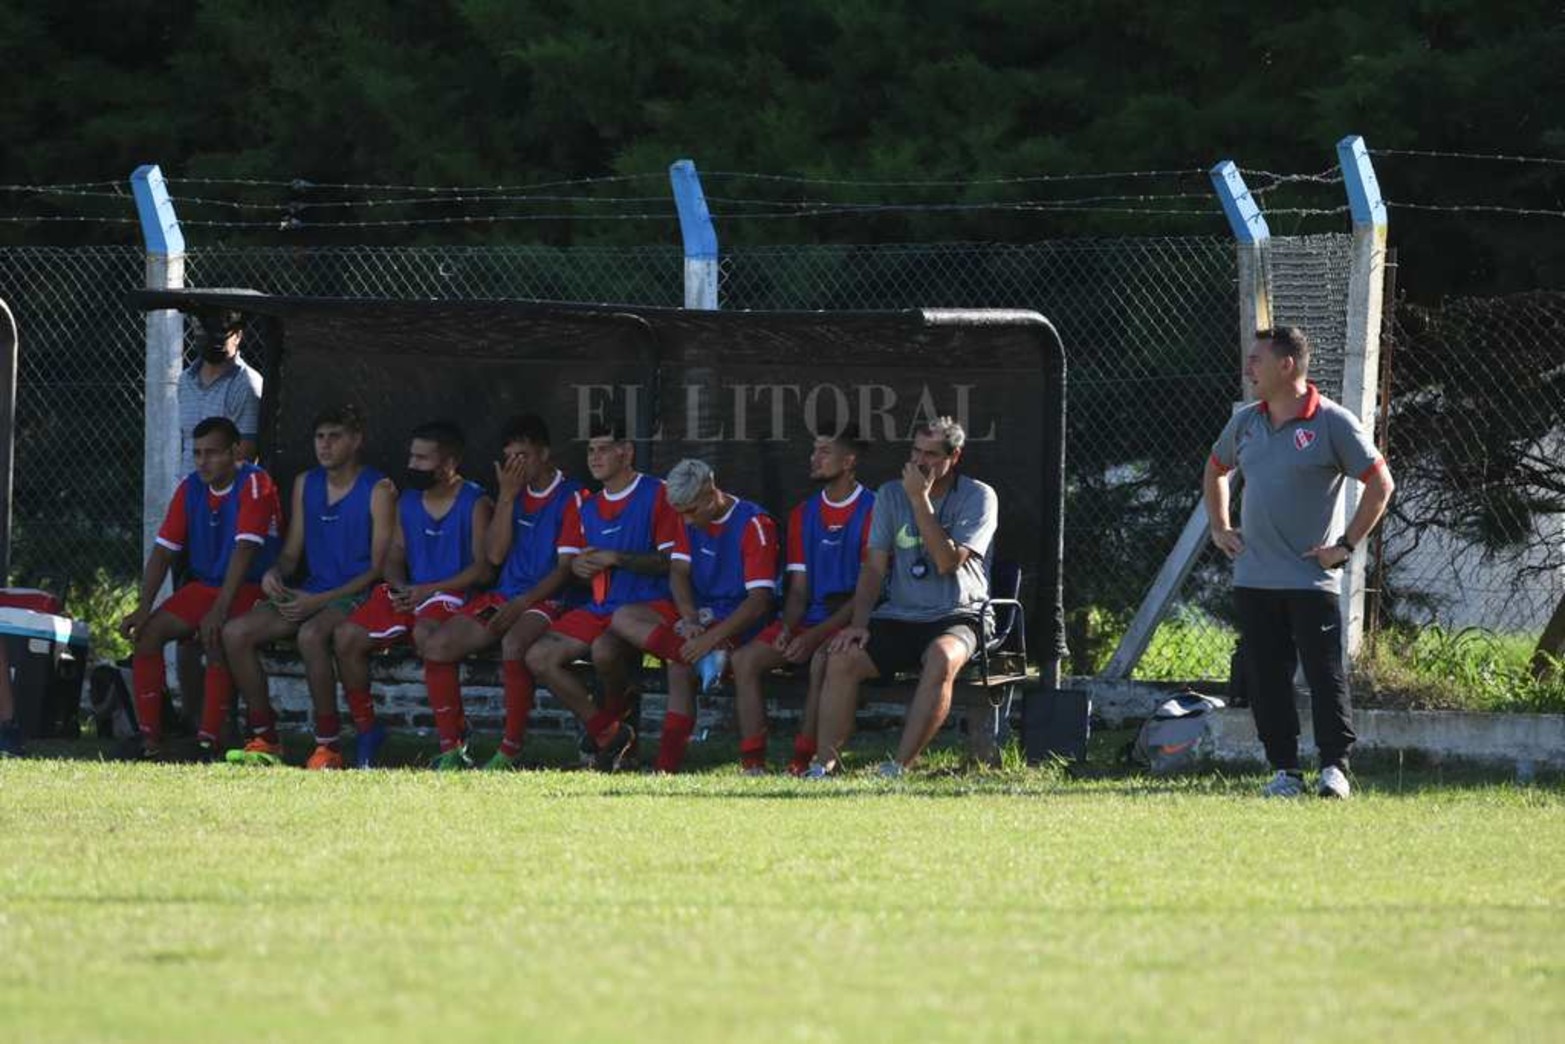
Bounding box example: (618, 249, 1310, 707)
(0, 0, 1560, 296)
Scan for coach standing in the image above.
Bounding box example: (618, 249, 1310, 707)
(1203, 326, 1394, 799)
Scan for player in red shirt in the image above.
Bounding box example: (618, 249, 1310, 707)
(118, 417, 283, 760)
(610, 458, 779, 774)
(731, 428, 873, 774)
(524, 421, 688, 770)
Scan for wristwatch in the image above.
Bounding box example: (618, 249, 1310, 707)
(1335, 536, 1355, 553)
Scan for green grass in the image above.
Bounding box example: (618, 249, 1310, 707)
(2, 743, 1562, 1043)
(1359, 625, 1565, 714)
(1082, 604, 1565, 713)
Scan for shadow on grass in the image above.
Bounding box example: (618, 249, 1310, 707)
(12, 726, 1560, 799)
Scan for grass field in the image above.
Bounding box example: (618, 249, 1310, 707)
(2, 741, 1562, 1043)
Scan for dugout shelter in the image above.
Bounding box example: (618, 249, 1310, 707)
(130, 289, 1068, 697)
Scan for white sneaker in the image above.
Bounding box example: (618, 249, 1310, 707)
(1317, 765, 1351, 799)
(875, 760, 905, 779)
(1261, 770, 1306, 798)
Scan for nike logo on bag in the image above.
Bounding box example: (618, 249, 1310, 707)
(699, 548, 717, 557)
(602, 526, 622, 535)
(894, 524, 922, 550)
(1320, 624, 1337, 633)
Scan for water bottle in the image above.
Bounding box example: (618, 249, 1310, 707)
(693, 608, 726, 692)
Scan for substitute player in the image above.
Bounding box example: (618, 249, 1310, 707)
(524, 421, 687, 771)
(731, 427, 873, 774)
(118, 417, 282, 760)
(419, 415, 585, 770)
(331, 421, 492, 769)
(610, 458, 778, 774)
(221, 405, 395, 769)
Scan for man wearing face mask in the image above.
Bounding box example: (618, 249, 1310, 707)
(331, 421, 493, 769)
(806, 416, 998, 778)
(179, 310, 263, 465)
(418, 414, 586, 771)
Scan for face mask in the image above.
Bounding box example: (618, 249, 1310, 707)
(201, 334, 232, 364)
(403, 468, 439, 492)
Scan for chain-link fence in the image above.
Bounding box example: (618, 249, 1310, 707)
(0, 245, 147, 589)
(1375, 291, 1565, 637)
(6, 236, 1556, 686)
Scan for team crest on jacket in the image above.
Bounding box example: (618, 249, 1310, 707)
(1293, 429, 1317, 451)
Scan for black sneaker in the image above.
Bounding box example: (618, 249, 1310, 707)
(593, 723, 638, 773)
(0, 720, 25, 758)
(111, 733, 163, 762)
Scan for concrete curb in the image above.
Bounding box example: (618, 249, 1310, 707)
(1207, 706, 1565, 773)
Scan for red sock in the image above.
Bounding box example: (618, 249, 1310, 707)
(316, 710, 343, 749)
(132, 653, 164, 741)
(500, 660, 535, 756)
(790, 733, 817, 771)
(587, 710, 620, 746)
(200, 662, 233, 743)
(740, 731, 768, 771)
(424, 661, 466, 752)
(248, 696, 279, 746)
(345, 689, 376, 732)
(603, 686, 629, 721)
(643, 624, 687, 665)
(655, 711, 696, 774)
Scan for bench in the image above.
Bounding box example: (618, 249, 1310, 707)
(254, 561, 1032, 764)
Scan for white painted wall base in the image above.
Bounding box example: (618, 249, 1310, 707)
(1207, 706, 1565, 772)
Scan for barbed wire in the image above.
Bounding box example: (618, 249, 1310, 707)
(168, 173, 669, 193)
(1371, 147, 1565, 167)
(0, 180, 127, 193)
(165, 192, 678, 211)
(1385, 200, 1565, 219)
(158, 189, 1225, 213)
(701, 168, 1207, 187)
(0, 215, 139, 225)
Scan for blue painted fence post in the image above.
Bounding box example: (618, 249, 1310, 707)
(669, 160, 718, 310)
(129, 164, 186, 574)
(1335, 135, 1389, 658)
(1209, 159, 1273, 370)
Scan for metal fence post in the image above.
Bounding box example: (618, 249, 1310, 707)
(1335, 135, 1389, 659)
(129, 165, 185, 573)
(1099, 163, 1270, 680)
(669, 159, 718, 310)
(0, 298, 16, 583)
(1210, 159, 1273, 377)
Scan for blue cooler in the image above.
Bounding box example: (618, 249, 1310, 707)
(1, 605, 91, 739)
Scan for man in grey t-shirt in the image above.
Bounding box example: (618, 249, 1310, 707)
(180, 310, 263, 464)
(1204, 326, 1394, 800)
(807, 416, 999, 777)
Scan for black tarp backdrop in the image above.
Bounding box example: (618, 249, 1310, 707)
(130, 290, 1067, 685)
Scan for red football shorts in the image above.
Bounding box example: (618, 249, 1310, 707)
(158, 582, 264, 628)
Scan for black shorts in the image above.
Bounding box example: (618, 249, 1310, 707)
(863, 616, 981, 677)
